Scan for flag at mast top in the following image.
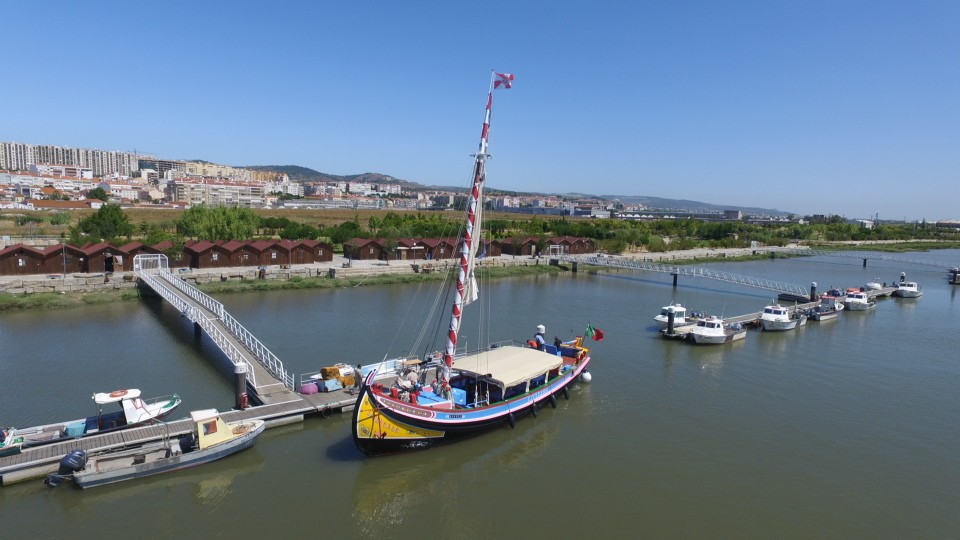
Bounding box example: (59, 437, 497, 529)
(494, 72, 514, 89)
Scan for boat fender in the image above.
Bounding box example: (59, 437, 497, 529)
(531, 403, 538, 417)
(549, 394, 557, 408)
(321, 406, 332, 418)
(581, 371, 592, 383)
(44, 449, 87, 488)
(109, 390, 128, 398)
(507, 412, 516, 429)
(562, 387, 570, 400)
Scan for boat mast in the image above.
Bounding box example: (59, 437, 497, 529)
(442, 71, 510, 368)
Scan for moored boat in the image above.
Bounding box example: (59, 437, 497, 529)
(44, 409, 264, 489)
(808, 295, 844, 321)
(893, 281, 923, 298)
(759, 304, 807, 331)
(351, 72, 595, 456)
(844, 290, 877, 311)
(688, 316, 747, 344)
(653, 303, 699, 329)
(1, 389, 182, 457)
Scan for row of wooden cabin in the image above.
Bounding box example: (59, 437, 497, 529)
(344, 236, 596, 261)
(0, 236, 596, 276)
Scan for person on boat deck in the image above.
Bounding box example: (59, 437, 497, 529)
(534, 325, 546, 351)
(353, 364, 363, 393)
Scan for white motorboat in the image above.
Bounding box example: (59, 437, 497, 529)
(844, 290, 877, 311)
(759, 304, 807, 331)
(1, 389, 182, 457)
(688, 316, 747, 345)
(893, 281, 923, 298)
(809, 295, 845, 321)
(653, 303, 699, 329)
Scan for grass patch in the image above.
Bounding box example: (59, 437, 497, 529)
(809, 241, 960, 253)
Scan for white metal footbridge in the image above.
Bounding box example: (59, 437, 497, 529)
(133, 254, 296, 403)
(558, 255, 810, 297)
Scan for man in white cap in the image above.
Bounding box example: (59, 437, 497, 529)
(534, 324, 546, 351)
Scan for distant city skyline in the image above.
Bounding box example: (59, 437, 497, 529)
(3, 1, 957, 221)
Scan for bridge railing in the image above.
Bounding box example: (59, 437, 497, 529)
(133, 254, 295, 391)
(133, 264, 259, 389)
(562, 255, 807, 296)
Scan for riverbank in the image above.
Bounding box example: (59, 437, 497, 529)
(2, 241, 954, 311)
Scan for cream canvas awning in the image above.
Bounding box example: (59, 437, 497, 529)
(453, 346, 562, 388)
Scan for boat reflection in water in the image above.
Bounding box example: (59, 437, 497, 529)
(351, 419, 559, 534)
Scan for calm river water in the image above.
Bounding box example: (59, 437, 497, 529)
(2, 251, 959, 539)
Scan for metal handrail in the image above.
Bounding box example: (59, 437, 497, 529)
(133, 254, 295, 390)
(561, 255, 808, 296)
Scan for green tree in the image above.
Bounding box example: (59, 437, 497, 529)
(76, 204, 134, 242)
(87, 187, 110, 201)
(175, 205, 260, 241)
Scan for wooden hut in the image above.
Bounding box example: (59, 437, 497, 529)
(0, 243, 46, 275)
(395, 238, 427, 261)
(249, 240, 282, 266)
(184, 240, 232, 269)
(302, 239, 334, 263)
(344, 238, 386, 260)
(150, 240, 190, 268)
(81, 242, 121, 273)
(421, 237, 457, 260)
(39, 244, 87, 275)
(223, 240, 260, 268)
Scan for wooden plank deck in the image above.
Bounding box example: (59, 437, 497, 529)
(0, 396, 351, 485)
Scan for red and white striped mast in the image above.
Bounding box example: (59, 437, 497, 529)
(442, 70, 513, 368)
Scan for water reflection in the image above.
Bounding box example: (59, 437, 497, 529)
(350, 420, 558, 535)
(46, 450, 265, 513)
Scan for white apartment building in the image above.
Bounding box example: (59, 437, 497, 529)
(1, 142, 139, 176)
(172, 178, 269, 208)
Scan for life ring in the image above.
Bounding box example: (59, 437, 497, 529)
(109, 390, 128, 398)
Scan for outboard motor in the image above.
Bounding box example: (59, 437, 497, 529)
(44, 449, 87, 488)
(178, 432, 197, 454)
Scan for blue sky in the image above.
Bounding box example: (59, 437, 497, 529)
(3, 1, 958, 220)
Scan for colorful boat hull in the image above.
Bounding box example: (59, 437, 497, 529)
(352, 356, 591, 456)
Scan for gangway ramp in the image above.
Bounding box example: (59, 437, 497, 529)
(133, 254, 296, 405)
(559, 255, 809, 298)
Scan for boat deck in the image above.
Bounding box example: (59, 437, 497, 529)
(0, 393, 358, 485)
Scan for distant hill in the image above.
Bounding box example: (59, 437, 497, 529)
(243, 165, 415, 188)
(604, 195, 791, 217)
(241, 165, 791, 215)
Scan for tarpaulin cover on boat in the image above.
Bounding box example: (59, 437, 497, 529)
(452, 346, 562, 388)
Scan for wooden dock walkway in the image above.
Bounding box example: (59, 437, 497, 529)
(0, 389, 360, 485)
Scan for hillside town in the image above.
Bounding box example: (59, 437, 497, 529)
(0, 140, 790, 224)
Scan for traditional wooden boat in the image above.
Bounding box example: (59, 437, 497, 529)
(44, 409, 264, 489)
(1, 389, 181, 457)
(352, 72, 594, 455)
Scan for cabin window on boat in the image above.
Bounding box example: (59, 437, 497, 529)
(202, 420, 218, 435)
(503, 383, 527, 400)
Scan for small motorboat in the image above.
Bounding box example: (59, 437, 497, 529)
(893, 281, 923, 298)
(44, 409, 264, 489)
(759, 304, 807, 331)
(653, 303, 699, 329)
(1, 389, 182, 457)
(844, 290, 877, 311)
(808, 295, 844, 321)
(687, 316, 747, 344)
